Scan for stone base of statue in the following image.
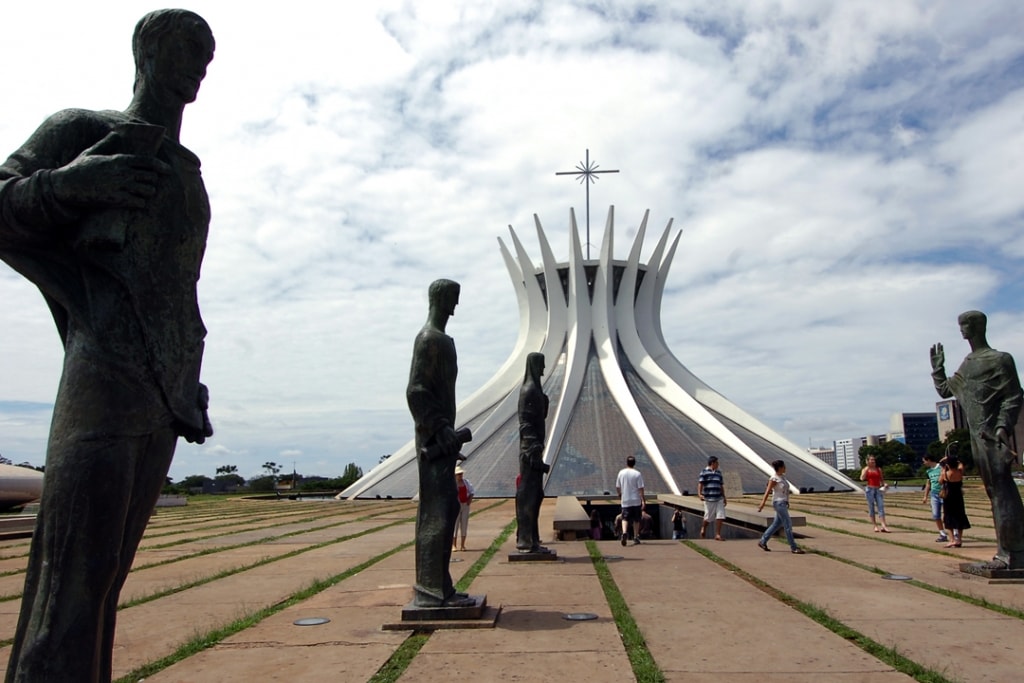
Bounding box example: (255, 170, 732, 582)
(509, 547, 559, 562)
(959, 561, 1024, 582)
(383, 595, 498, 630)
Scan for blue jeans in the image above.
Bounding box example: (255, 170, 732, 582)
(865, 487, 885, 519)
(760, 500, 796, 549)
(928, 490, 943, 520)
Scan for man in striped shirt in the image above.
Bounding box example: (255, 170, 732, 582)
(698, 456, 727, 540)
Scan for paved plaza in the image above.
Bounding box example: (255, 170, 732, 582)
(0, 485, 1021, 682)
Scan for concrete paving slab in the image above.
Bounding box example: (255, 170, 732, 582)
(604, 540, 912, 679)
(707, 514, 1024, 683)
(403, 651, 632, 683)
(143, 642, 399, 682)
(0, 493, 1018, 682)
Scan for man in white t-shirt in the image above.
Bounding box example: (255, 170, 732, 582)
(616, 456, 646, 546)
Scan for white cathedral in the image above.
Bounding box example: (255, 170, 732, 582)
(341, 207, 857, 499)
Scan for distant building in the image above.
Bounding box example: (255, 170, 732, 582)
(862, 434, 886, 447)
(936, 399, 968, 444)
(937, 397, 1024, 458)
(834, 438, 858, 470)
(835, 435, 888, 470)
(809, 447, 836, 468)
(889, 412, 939, 462)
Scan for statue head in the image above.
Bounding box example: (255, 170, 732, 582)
(132, 9, 215, 99)
(428, 279, 460, 317)
(524, 352, 545, 383)
(958, 310, 987, 341)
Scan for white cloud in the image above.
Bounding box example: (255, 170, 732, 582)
(1, 0, 1023, 478)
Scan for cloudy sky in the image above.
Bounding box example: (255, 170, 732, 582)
(1, 1, 1022, 482)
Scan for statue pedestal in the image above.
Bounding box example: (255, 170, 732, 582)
(508, 549, 559, 562)
(383, 595, 499, 630)
(959, 562, 1024, 583)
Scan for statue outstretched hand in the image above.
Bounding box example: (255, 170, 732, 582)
(930, 342, 945, 372)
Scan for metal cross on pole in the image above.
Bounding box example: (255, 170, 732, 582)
(555, 149, 619, 259)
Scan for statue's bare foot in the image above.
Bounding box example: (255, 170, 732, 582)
(982, 557, 1009, 570)
(443, 594, 477, 608)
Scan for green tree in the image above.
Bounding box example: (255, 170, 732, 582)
(262, 461, 281, 477)
(248, 475, 277, 492)
(179, 474, 212, 492)
(926, 428, 974, 472)
(859, 440, 917, 469)
(884, 463, 913, 480)
(213, 464, 244, 489)
(339, 463, 363, 490)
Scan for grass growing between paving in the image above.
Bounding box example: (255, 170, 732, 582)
(368, 515, 517, 683)
(112, 539, 416, 683)
(586, 540, 665, 683)
(686, 542, 961, 683)
(811, 547, 1024, 621)
(119, 512, 419, 608)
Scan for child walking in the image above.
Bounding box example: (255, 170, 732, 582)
(757, 460, 805, 554)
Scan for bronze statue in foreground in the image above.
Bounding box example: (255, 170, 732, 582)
(931, 310, 1024, 570)
(0, 10, 215, 681)
(406, 279, 475, 607)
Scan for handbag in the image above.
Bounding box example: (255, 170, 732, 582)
(939, 482, 948, 500)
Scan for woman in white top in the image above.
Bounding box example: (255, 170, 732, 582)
(757, 460, 805, 554)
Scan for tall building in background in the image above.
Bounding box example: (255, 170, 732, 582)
(834, 438, 859, 470)
(936, 399, 964, 439)
(809, 447, 836, 468)
(341, 208, 858, 499)
(889, 412, 939, 462)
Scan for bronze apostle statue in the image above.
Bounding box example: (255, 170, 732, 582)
(516, 352, 551, 553)
(406, 279, 475, 607)
(931, 310, 1024, 570)
(0, 10, 215, 681)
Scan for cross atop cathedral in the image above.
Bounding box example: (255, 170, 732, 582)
(556, 149, 619, 259)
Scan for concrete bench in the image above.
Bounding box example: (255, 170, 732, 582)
(553, 496, 592, 540)
(656, 493, 805, 531)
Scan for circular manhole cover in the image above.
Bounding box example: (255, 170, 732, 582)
(293, 617, 331, 626)
(563, 612, 599, 621)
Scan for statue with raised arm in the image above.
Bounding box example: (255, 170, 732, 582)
(516, 352, 551, 553)
(407, 279, 475, 607)
(0, 10, 215, 681)
(931, 310, 1024, 570)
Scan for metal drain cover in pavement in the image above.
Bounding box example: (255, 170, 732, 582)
(293, 617, 331, 626)
(881, 574, 912, 581)
(563, 613, 598, 621)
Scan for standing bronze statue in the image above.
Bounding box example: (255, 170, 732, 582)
(0, 10, 215, 682)
(406, 279, 475, 607)
(516, 352, 551, 553)
(931, 310, 1024, 570)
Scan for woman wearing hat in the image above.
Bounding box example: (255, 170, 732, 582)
(453, 466, 475, 551)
